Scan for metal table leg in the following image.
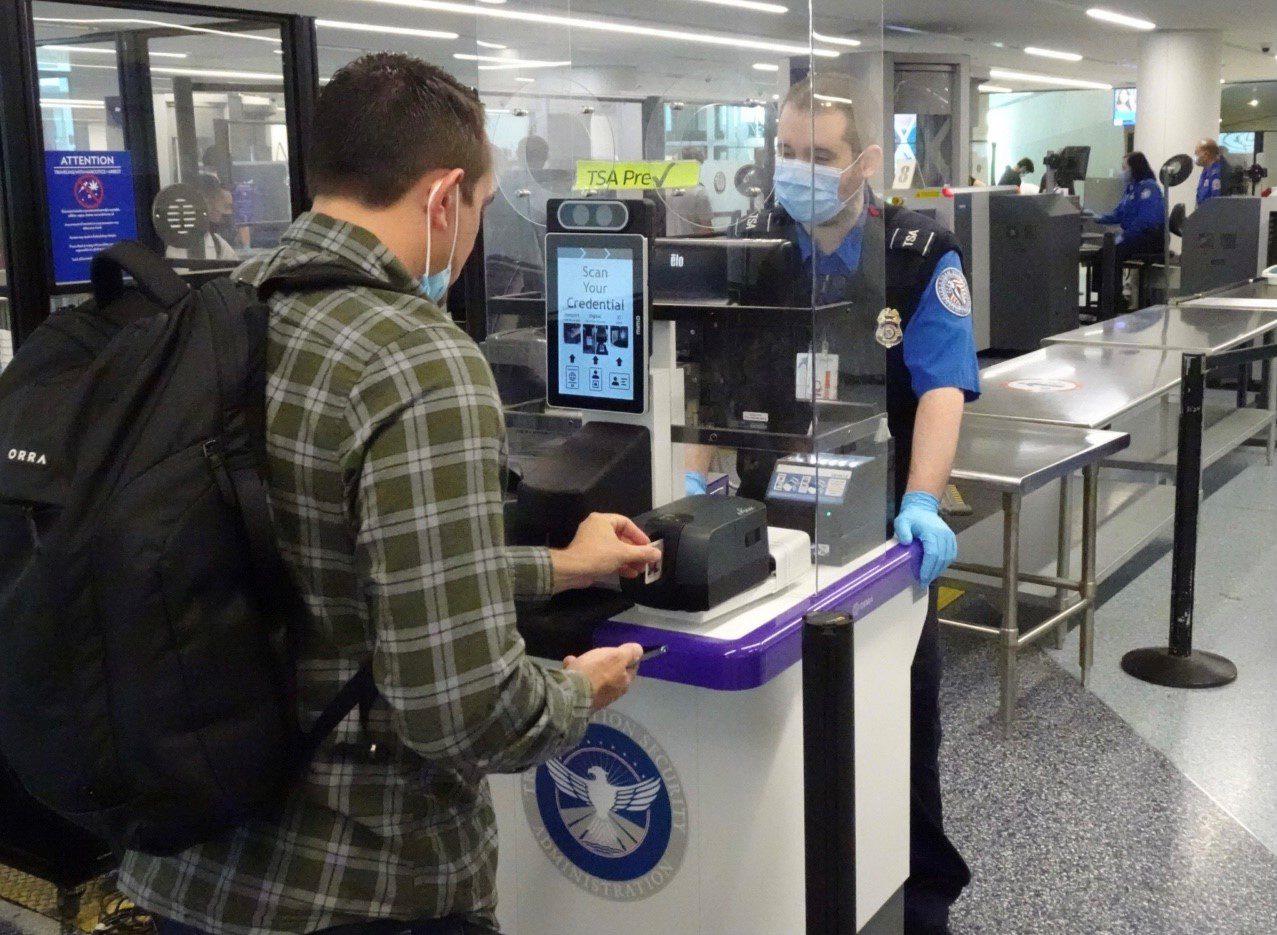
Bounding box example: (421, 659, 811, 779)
(1053, 475, 1073, 650)
(1265, 332, 1276, 465)
(1080, 465, 1100, 685)
(1001, 491, 1021, 731)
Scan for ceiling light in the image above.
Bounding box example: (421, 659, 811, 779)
(475, 39, 506, 49)
(811, 30, 860, 47)
(34, 16, 280, 44)
(1025, 46, 1083, 62)
(476, 0, 507, 4)
(40, 98, 104, 109)
(989, 68, 1112, 90)
(679, 0, 789, 13)
(1250, 98, 1260, 107)
(40, 44, 187, 59)
(455, 53, 568, 67)
(317, 19, 458, 40)
(1086, 8, 1156, 31)
(351, 0, 839, 59)
(752, 62, 779, 72)
(515, 76, 535, 82)
(813, 92, 854, 105)
(885, 24, 924, 34)
(153, 66, 283, 81)
(979, 84, 1014, 93)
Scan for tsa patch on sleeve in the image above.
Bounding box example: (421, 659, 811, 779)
(935, 266, 972, 317)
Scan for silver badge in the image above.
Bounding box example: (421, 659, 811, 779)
(876, 307, 904, 348)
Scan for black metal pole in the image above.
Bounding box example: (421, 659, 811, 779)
(0, 0, 53, 346)
(280, 15, 319, 218)
(803, 611, 856, 935)
(117, 31, 162, 255)
(1121, 352, 1238, 687)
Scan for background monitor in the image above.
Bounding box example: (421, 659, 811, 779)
(1113, 88, 1137, 127)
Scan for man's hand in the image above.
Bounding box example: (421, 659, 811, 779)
(551, 513, 662, 593)
(565, 643, 644, 712)
(894, 491, 958, 587)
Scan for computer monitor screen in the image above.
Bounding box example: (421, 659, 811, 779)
(1113, 88, 1137, 126)
(1220, 132, 1257, 157)
(545, 232, 648, 414)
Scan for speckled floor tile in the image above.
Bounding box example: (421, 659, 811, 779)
(1046, 450, 1277, 857)
(940, 633, 1277, 935)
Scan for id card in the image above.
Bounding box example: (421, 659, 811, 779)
(796, 352, 839, 401)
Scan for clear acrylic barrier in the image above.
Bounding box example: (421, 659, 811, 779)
(475, 0, 889, 593)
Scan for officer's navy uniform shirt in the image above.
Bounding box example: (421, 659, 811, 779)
(793, 216, 981, 403)
(1197, 159, 1225, 206)
(1099, 177, 1166, 243)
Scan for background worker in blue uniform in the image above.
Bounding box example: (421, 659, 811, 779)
(692, 72, 979, 933)
(1098, 150, 1166, 266)
(1195, 138, 1228, 206)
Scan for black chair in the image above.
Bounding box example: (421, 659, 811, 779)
(0, 758, 116, 933)
(1169, 202, 1186, 238)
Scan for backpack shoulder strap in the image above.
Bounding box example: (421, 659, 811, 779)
(257, 262, 420, 303)
(91, 240, 191, 309)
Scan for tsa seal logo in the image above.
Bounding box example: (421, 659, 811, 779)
(936, 266, 972, 317)
(876, 307, 904, 348)
(523, 709, 688, 900)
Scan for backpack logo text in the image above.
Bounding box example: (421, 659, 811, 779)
(7, 449, 48, 466)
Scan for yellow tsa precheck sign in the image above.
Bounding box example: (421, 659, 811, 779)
(575, 160, 701, 191)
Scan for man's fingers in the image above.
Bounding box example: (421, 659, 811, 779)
(604, 514, 651, 546)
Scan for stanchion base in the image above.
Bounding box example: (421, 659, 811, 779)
(1120, 648, 1238, 688)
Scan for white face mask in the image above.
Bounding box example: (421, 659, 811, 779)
(420, 179, 460, 305)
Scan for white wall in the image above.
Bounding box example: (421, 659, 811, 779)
(986, 89, 1128, 188)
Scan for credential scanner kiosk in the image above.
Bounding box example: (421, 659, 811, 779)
(489, 196, 930, 934)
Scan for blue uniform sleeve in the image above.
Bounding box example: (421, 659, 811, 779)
(903, 251, 981, 402)
(1128, 180, 1165, 236)
(1100, 186, 1134, 227)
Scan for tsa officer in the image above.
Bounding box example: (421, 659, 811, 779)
(1098, 151, 1166, 266)
(696, 72, 979, 934)
(1195, 138, 1228, 206)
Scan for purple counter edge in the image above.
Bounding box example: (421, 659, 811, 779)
(594, 540, 924, 692)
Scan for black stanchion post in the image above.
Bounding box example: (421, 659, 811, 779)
(1122, 352, 1238, 687)
(803, 611, 856, 935)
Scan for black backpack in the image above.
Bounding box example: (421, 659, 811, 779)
(0, 241, 411, 855)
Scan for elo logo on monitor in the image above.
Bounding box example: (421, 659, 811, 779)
(556, 199, 631, 232)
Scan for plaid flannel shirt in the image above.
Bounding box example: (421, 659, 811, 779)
(119, 212, 592, 933)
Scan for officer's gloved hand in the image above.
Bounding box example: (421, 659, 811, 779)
(893, 491, 957, 587)
(685, 471, 709, 497)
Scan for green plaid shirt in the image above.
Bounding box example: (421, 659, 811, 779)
(119, 212, 592, 933)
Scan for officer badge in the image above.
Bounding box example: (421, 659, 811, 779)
(876, 307, 904, 348)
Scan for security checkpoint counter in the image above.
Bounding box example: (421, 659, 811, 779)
(490, 540, 929, 935)
(943, 416, 1129, 727)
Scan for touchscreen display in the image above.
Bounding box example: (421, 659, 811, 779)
(555, 246, 637, 404)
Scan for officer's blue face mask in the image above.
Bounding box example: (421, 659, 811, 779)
(420, 181, 460, 305)
(772, 154, 867, 227)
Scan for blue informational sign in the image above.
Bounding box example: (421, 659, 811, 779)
(45, 150, 138, 285)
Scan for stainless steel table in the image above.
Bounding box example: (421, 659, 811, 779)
(946, 415, 1130, 728)
(1179, 277, 1277, 310)
(1041, 305, 1277, 463)
(1043, 304, 1277, 355)
(968, 344, 1182, 429)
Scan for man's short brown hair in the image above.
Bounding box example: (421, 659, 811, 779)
(781, 72, 864, 151)
(308, 53, 490, 208)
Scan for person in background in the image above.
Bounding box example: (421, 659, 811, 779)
(1098, 150, 1166, 265)
(665, 145, 715, 236)
(997, 157, 1035, 188)
(120, 53, 659, 935)
(1195, 138, 1228, 206)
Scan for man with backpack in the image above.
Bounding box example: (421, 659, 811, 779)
(118, 53, 659, 933)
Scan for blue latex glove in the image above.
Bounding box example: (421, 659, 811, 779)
(685, 471, 709, 497)
(893, 491, 957, 587)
